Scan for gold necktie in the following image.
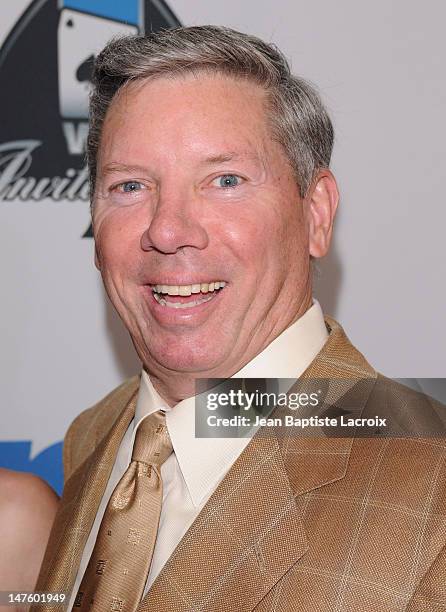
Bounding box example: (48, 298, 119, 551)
(74, 410, 173, 611)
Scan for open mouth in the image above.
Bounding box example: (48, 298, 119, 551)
(150, 281, 226, 310)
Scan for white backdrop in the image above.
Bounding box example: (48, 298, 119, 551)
(0, 1, 445, 481)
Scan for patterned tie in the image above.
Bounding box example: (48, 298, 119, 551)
(74, 410, 173, 611)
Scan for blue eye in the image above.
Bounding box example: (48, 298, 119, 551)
(121, 181, 142, 193)
(217, 175, 241, 188)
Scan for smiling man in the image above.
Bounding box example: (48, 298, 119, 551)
(34, 26, 445, 612)
(92, 68, 334, 405)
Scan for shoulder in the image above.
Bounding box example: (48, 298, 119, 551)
(0, 468, 58, 513)
(0, 469, 58, 591)
(66, 375, 140, 442)
(63, 375, 140, 480)
(364, 373, 446, 437)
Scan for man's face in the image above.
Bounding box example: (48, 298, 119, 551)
(93, 73, 321, 382)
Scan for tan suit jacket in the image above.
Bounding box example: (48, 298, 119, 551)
(34, 318, 446, 611)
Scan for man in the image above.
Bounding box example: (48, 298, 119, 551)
(34, 26, 445, 611)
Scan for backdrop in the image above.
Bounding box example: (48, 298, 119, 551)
(1, 0, 445, 494)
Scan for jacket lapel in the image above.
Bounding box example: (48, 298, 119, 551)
(34, 385, 139, 603)
(279, 317, 377, 497)
(138, 317, 377, 612)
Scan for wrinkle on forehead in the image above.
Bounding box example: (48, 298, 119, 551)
(96, 71, 295, 192)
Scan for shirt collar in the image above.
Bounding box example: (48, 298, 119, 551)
(133, 299, 328, 507)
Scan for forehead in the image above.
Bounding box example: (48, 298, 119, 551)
(99, 72, 273, 163)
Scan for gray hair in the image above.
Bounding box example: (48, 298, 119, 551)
(88, 25, 334, 198)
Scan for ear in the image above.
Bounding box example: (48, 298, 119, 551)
(306, 170, 339, 258)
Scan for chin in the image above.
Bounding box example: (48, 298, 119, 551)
(150, 338, 230, 375)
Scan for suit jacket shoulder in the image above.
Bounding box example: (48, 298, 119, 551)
(364, 373, 446, 437)
(63, 375, 140, 482)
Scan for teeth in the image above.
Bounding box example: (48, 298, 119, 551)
(152, 281, 226, 295)
(153, 292, 216, 308)
(179, 285, 192, 296)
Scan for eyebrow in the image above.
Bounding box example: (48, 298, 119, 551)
(100, 163, 149, 176)
(203, 152, 259, 164)
(100, 152, 260, 176)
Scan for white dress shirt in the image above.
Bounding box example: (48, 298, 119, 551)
(68, 300, 328, 609)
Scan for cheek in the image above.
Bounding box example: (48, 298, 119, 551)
(218, 217, 270, 283)
(94, 216, 142, 280)
(265, 202, 310, 283)
(220, 197, 300, 274)
(281, 198, 309, 248)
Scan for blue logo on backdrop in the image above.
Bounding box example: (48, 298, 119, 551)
(0, 0, 180, 236)
(0, 441, 63, 495)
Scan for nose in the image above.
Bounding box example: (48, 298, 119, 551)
(140, 186, 209, 254)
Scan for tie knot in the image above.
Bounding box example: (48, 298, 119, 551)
(131, 410, 173, 466)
